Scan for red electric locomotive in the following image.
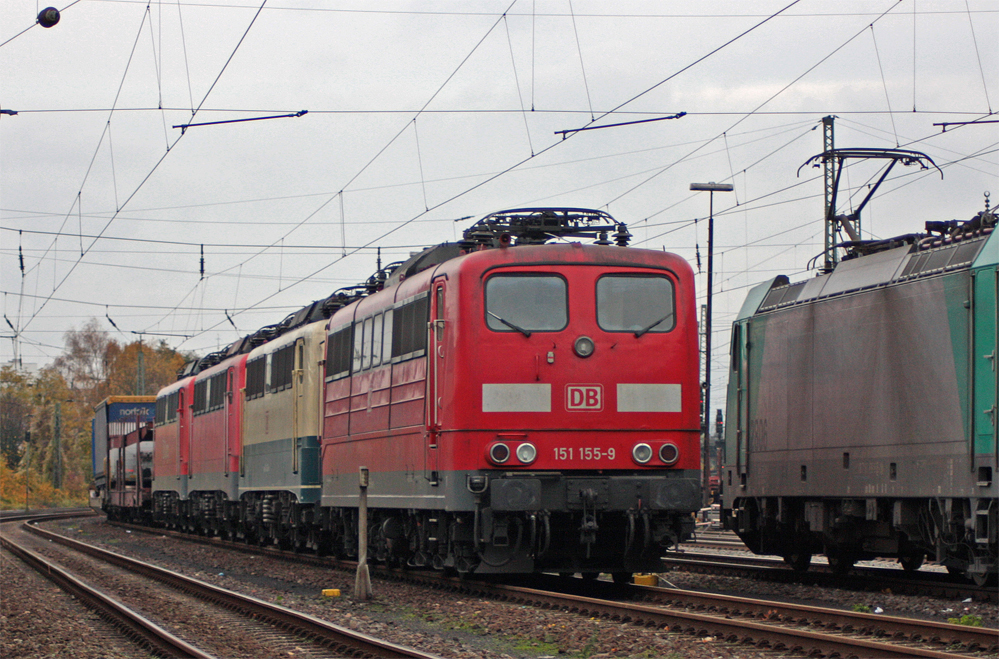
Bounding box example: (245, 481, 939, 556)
(108, 208, 701, 580)
(318, 209, 701, 578)
(151, 351, 247, 532)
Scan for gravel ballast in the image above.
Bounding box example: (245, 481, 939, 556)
(3, 516, 995, 659)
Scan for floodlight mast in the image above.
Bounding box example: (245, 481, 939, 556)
(690, 182, 733, 507)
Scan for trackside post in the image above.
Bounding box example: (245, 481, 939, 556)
(354, 467, 372, 600)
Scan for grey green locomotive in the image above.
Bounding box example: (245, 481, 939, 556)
(722, 202, 997, 586)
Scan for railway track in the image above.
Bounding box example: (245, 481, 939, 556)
(0, 507, 96, 523)
(93, 519, 997, 658)
(437, 575, 997, 659)
(663, 551, 997, 603)
(4, 518, 440, 659)
(2, 529, 212, 658)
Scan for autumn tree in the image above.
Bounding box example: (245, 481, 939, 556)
(0, 366, 32, 468)
(53, 318, 115, 408)
(1, 319, 189, 507)
(106, 339, 187, 397)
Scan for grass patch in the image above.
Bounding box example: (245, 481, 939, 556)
(948, 614, 983, 627)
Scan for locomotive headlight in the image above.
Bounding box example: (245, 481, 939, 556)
(632, 443, 653, 464)
(516, 442, 537, 464)
(574, 335, 595, 358)
(488, 442, 511, 465)
(659, 442, 680, 465)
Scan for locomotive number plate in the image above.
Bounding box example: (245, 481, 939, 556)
(553, 447, 616, 461)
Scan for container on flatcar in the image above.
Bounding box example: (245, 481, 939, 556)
(91, 396, 155, 510)
(106, 423, 154, 520)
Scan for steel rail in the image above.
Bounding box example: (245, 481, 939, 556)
(626, 580, 997, 653)
(0, 508, 95, 523)
(663, 553, 997, 603)
(23, 523, 440, 659)
(425, 578, 989, 659)
(0, 532, 214, 659)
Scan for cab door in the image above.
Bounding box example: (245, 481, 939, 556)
(425, 279, 446, 485)
(224, 366, 239, 499)
(178, 387, 189, 497)
(733, 320, 751, 486)
(292, 337, 306, 474)
(972, 267, 997, 466)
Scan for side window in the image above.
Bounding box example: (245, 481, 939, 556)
(381, 309, 393, 364)
(246, 357, 266, 400)
(394, 302, 412, 356)
(270, 344, 294, 392)
(731, 323, 741, 371)
(434, 286, 444, 340)
(155, 396, 166, 425)
(193, 379, 208, 415)
(362, 316, 374, 370)
(391, 295, 429, 360)
(412, 295, 429, 353)
(326, 325, 353, 380)
(208, 372, 226, 410)
(371, 313, 383, 368)
(352, 320, 364, 373)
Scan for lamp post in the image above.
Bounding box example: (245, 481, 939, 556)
(690, 182, 734, 507)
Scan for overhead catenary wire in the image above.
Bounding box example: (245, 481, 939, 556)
(3, 2, 995, 364)
(869, 24, 900, 147)
(603, 1, 906, 209)
(963, 0, 993, 113)
(18, 0, 271, 336)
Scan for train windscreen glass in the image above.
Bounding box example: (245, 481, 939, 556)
(596, 275, 675, 333)
(485, 274, 568, 332)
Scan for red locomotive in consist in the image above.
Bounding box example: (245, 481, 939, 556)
(98, 208, 702, 579)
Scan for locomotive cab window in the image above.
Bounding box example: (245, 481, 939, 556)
(485, 274, 568, 332)
(596, 274, 675, 334)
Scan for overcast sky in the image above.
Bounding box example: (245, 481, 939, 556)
(2, 0, 997, 414)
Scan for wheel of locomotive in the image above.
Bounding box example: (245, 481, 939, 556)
(971, 570, 998, 588)
(291, 527, 308, 553)
(826, 551, 856, 575)
(611, 572, 632, 585)
(784, 551, 812, 573)
(899, 552, 924, 572)
(580, 572, 599, 581)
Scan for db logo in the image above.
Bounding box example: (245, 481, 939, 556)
(566, 384, 603, 411)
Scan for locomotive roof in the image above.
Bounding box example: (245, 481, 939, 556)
(175, 206, 643, 379)
(738, 205, 996, 320)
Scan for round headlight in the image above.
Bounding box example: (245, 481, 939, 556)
(516, 442, 537, 465)
(659, 443, 679, 465)
(632, 443, 653, 464)
(489, 442, 510, 464)
(574, 336, 595, 358)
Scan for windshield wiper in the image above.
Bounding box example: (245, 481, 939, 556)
(634, 312, 673, 338)
(488, 311, 532, 337)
